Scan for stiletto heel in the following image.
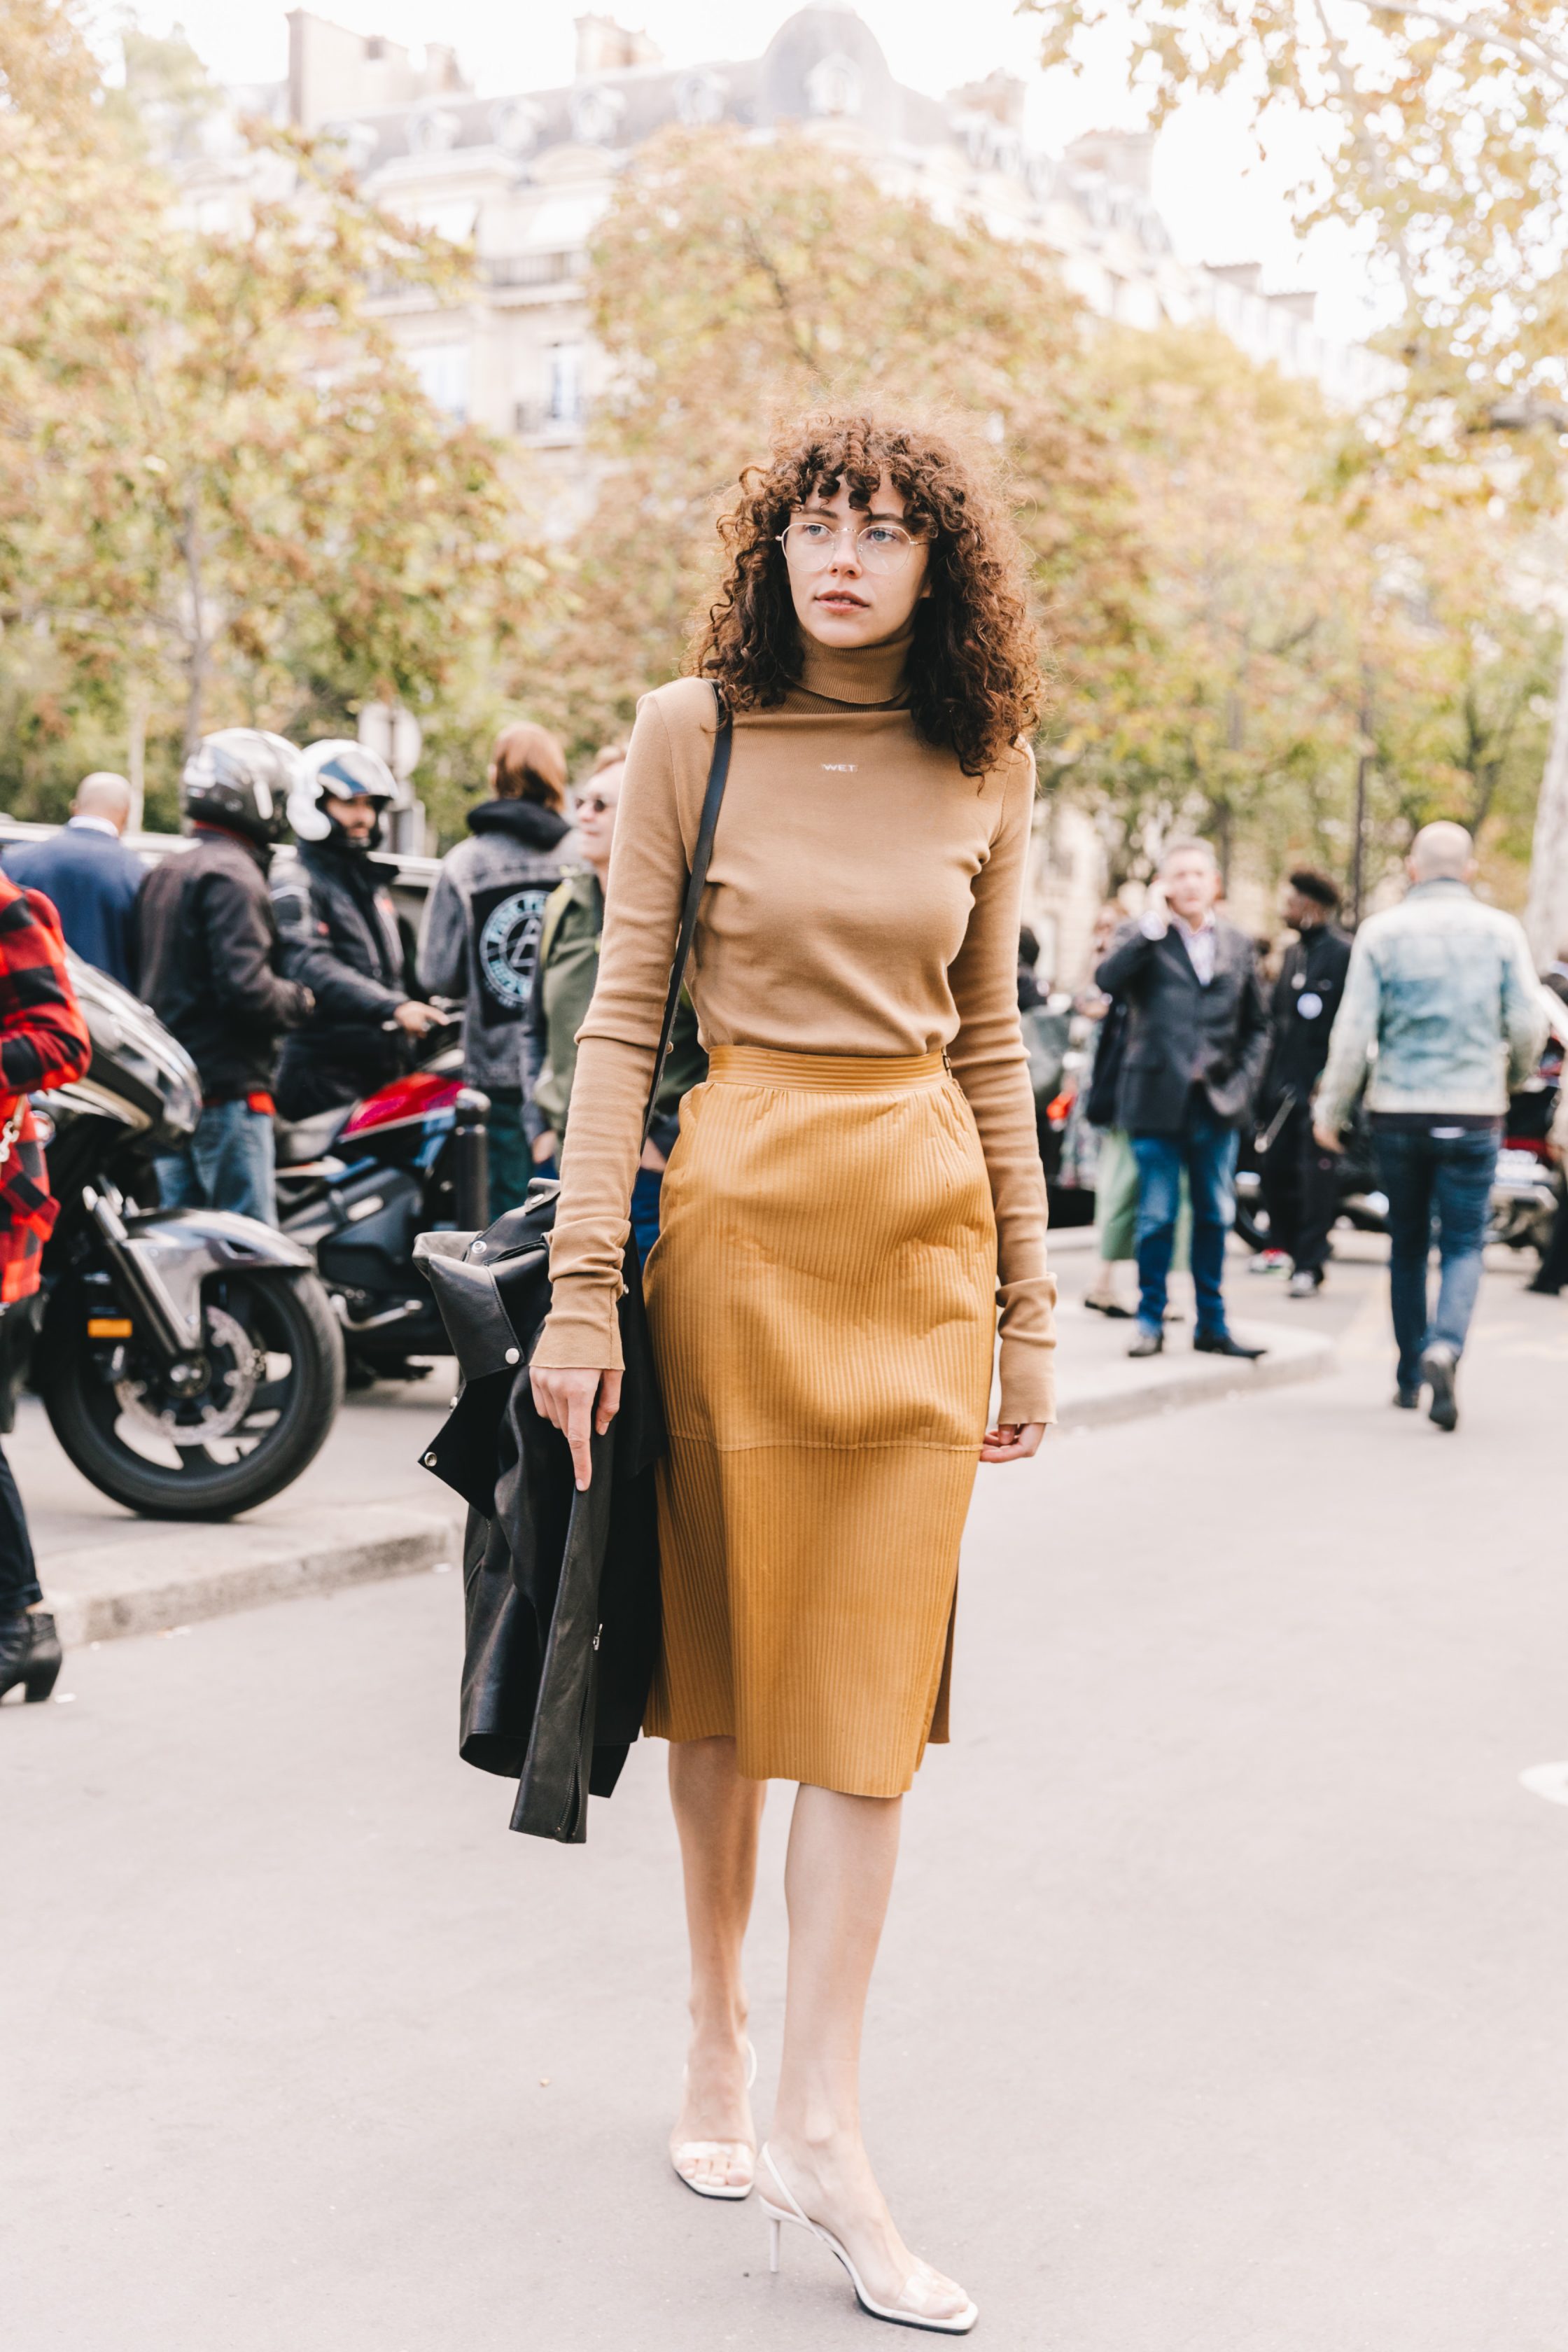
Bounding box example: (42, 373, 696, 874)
(757, 2145, 978, 2335)
(670, 2036, 759, 2200)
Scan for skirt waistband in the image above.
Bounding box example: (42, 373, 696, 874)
(707, 1045, 947, 1092)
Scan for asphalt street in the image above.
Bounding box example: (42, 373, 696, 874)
(8, 1241, 1568, 2351)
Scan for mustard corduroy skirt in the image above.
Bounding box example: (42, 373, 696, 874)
(640, 1044, 997, 1798)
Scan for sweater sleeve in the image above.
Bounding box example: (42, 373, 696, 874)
(946, 748, 1057, 1426)
(531, 691, 697, 1369)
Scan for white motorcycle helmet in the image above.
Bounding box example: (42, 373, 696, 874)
(288, 739, 398, 846)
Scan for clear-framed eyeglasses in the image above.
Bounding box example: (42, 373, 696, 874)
(776, 516, 926, 575)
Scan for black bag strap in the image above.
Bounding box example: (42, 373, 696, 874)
(640, 685, 732, 1146)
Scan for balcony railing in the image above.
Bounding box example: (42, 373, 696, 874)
(481, 251, 583, 290)
(513, 396, 591, 439)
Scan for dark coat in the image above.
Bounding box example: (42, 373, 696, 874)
(419, 1189, 662, 1843)
(1084, 997, 1128, 1130)
(1096, 917, 1268, 1135)
(416, 797, 571, 1096)
(134, 825, 311, 1100)
(1262, 923, 1352, 1105)
(5, 823, 144, 988)
(271, 839, 411, 1119)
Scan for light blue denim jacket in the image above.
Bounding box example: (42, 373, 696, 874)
(1316, 878, 1548, 1129)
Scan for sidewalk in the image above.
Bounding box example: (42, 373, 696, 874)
(15, 1244, 1331, 1646)
(12, 1375, 464, 1648)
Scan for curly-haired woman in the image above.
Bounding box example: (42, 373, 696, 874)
(531, 412, 1056, 2334)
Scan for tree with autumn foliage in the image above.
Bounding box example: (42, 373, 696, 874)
(539, 124, 1143, 754)
(1024, 0, 1568, 946)
(0, 5, 546, 830)
(1070, 325, 1558, 910)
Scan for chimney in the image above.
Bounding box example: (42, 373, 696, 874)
(574, 14, 663, 76)
(286, 11, 470, 130)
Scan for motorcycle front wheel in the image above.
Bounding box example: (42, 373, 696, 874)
(42, 1269, 345, 1520)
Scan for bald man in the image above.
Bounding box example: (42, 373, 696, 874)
(1315, 822, 1547, 1429)
(5, 773, 143, 988)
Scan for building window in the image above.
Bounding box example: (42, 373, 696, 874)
(549, 342, 584, 424)
(411, 342, 470, 421)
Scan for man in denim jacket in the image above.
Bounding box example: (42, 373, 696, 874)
(1314, 822, 1547, 1429)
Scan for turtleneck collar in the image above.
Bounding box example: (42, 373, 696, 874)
(792, 622, 913, 707)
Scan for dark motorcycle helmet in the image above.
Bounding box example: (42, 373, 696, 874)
(181, 729, 302, 846)
(290, 739, 398, 853)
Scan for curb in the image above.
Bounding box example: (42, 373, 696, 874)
(1055, 1331, 1335, 1431)
(41, 1503, 465, 1648)
(34, 1324, 1334, 1648)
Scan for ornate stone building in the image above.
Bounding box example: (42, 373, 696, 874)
(177, 5, 1388, 972)
(192, 5, 1387, 472)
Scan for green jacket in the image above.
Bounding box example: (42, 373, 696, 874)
(522, 866, 706, 1156)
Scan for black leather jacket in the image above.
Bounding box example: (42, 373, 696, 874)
(272, 838, 411, 1119)
(134, 824, 312, 1100)
(1262, 923, 1352, 1105)
(420, 1193, 662, 1843)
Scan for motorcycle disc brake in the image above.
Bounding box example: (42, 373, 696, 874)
(115, 1306, 267, 1448)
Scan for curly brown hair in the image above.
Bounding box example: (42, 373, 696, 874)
(690, 410, 1042, 776)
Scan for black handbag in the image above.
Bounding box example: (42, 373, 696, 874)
(418, 690, 732, 1842)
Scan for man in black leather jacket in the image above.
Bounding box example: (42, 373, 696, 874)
(271, 742, 446, 1121)
(137, 730, 314, 1223)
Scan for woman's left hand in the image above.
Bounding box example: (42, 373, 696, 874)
(980, 1421, 1046, 1464)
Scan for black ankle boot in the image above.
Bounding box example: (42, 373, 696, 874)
(0, 1609, 62, 1703)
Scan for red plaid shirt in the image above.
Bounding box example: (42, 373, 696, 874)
(0, 874, 92, 1302)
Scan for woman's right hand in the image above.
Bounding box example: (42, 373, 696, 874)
(531, 1128, 559, 1166)
(529, 1366, 623, 1490)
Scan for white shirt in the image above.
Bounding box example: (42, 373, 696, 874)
(66, 814, 120, 839)
(1140, 906, 1217, 986)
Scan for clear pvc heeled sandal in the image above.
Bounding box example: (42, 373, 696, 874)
(669, 2036, 759, 2201)
(758, 2144, 979, 2334)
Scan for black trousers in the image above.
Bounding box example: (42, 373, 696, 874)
(0, 1438, 39, 1613)
(1533, 1190, 1568, 1293)
(1259, 1096, 1340, 1274)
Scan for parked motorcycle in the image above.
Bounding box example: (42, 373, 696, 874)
(273, 1035, 490, 1385)
(1487, 1011, 1565, 1256)
(4, 956, 345, 1518)
(1232, 1105, 1390, 1254)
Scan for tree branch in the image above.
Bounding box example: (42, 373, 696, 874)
(1358, 0, 1568, 94)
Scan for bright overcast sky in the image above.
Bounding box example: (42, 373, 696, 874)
(113, 0, 1387, 344)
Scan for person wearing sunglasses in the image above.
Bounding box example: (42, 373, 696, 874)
(522, 743, 704, 1256)
(528, 413, 1054, 2335)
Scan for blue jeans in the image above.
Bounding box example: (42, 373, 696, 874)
(1374, 1121, 1499, 1394)
(155, 1101, 276, 1225)
(1131, 1107, 1240, 1338)
(629, 1167, 663, 1265)
(485, 1088, 535, 1223)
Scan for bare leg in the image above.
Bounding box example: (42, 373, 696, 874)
(667, 1735, 766, 2189)
(766, 1784, 970, 2323)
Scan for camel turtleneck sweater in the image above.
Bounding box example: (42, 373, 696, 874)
(533, 630, 1058, 1424)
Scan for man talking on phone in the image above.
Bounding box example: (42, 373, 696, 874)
(1096, 837, 1270, 1360)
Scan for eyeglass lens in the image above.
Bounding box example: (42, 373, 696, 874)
(780, 518, 919, 575)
